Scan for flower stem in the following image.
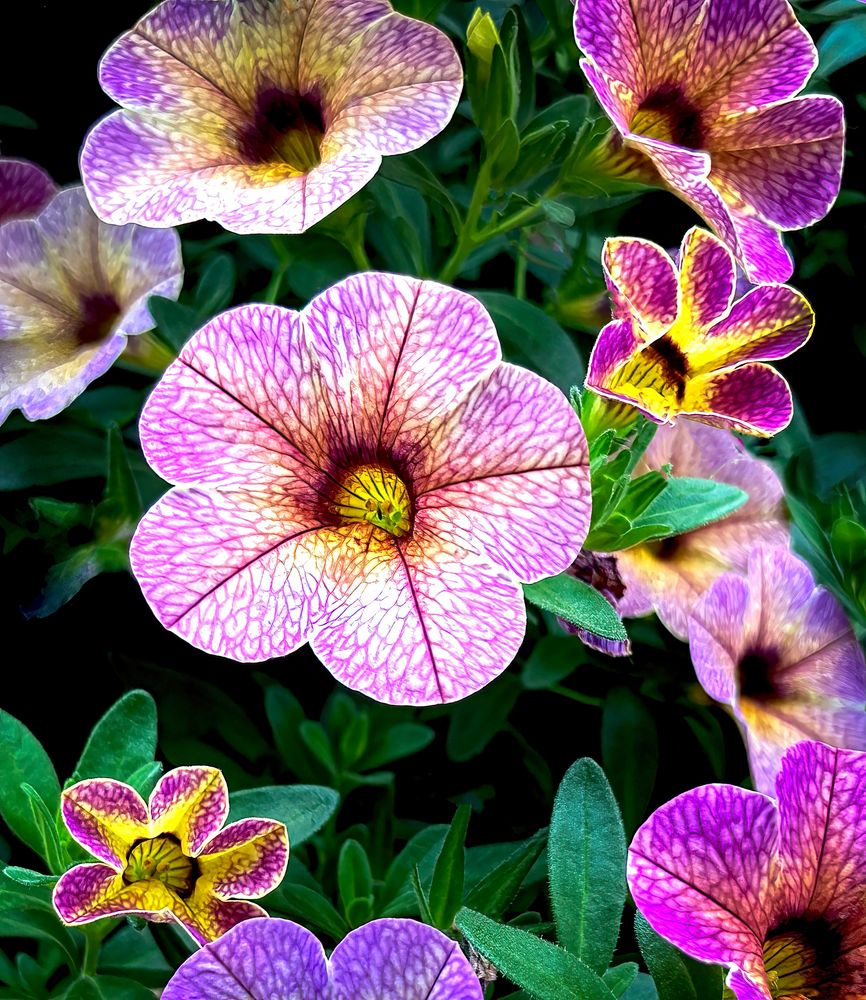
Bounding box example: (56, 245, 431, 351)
(438, 156, 493, 285)
(81, 926, 101, 976)
(550, 683, 603, 707)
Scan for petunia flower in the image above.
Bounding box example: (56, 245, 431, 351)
(614, 419, 787, 640)
(163, 916, 484, 998)
(586, 227, 813, 436)
(0, 185, 183, 426)
(129, 272, 591, 705)
(574, 0, 845, 283)
(0, 159, 56, 224)
(52, 766, 288, 945)
(689, 545, 866, 795)
(629, 740, 866, 999)
(80, 0, 462, 235)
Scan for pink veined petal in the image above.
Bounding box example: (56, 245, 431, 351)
(728, 211, 792, 285)
(726, 968, 774, 1000)
(628, 783, 779, 970)
(302, 273, 501, 463)
(180, 894, 268, 947)
(684, 362, 793, 437)
(129, 487, 337, 662)
(415, 362, 591, 583)
(677, 227, 737, 330)
(586, 319, 648, 390)
(310, 524, 526, 706)
(0, 159, 56, 224)
(776, 742, 866, 924)
(688, 572, 750, 705)
(602, 236, 679, 336)
(573, 0, 646, 95)
(198, 818, 289, 900)
(579, 59, 637, 134)
(52, 863, 178, 926)
(149, 766, 229, 857)
(61, 780, 149, 869)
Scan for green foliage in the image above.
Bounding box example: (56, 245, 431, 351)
(227, 786, 339, 847)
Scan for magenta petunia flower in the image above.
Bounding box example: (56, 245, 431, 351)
(689, 545, 866, 796)
(0, 159, 57, 224)
(81, 0, 462, 234)
(574, 0, 845, 283)
(586, 227, 813, 436)
(0, 185, 183, 426)
(629, 741, 866, 999)
(615, 419, 787, 640)
(129, 272, 591, 705)
(52, 766, 288, 945)
(163, 916, 483, 998)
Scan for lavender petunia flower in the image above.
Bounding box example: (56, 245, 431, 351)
(0, 159, 57, 224)
(575, 0, 845, 282)
(689, 545, 866, 795)
(586, 228, 814, 436)
(629, 741, 866, 999)
(163, 916, 483, 999)
(81, 0, 462, 234)
(0, 185, 183, 426)
(52, 766, 288, 945)
(129, 272, 591, 705)
(615, 419, 787, 640)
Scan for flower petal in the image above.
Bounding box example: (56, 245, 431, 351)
(676, 227, 737, 331)
(688, 572, 749, 704)
(601, 236, 679, 336)
(162, 918, 329, 1000)
(685, 362, 793, 436)
(53, 862, 176, 926)
(0, 159, 56, 224)
(198, 818, 289, 899)
(181, 893, 268, 946)
(628, 784, 778, 971)
(330, 918, 484, 999)
(310, 526, 526, 705)
(586, 319, 647, 394)
(415, 363, 590, 582)
(61, 779, 149, 869)
(149, 766, 229, 856)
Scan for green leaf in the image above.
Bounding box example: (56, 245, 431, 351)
(75, 690, 158, 783)
(101, 426, 142, 524)
(549, 759, 627, 972)
(21, 784, 66, 873)
(624, 477, 747, 544)
(602, 689, 658, 837)
(522, 636, 585, 690)
(817, 15, 866, 75)
(476, 291, 584, 395)
(64, 977, 156, 1000)
(0, 909, 78, 966)
(464, 829, 546, 920)
(337, 839, 374, 927)
(0, 710, 60, 858)
(604, 964, 639, 997)
(266, 882, 348, 939)
(194, 253, 236, 317)
(299, 721, 338, 776)
(0, 867, 56, 887)
(456, 908, 616, 1000)
(0, 105, 37, 129)
(378, 155, 460, 230)
(125, 761, 163, 800)
(149, 295, 200, 352)
(523, 574, 628, 643)
(379, 825, 449, 915)
(0, 428, 107, 490)
(428, 804, 471, 930)
(446, 675, 520, 762)
(635, 914, 723, 1000)
(359, 722, 434, 770)
(338, 713, 369, 770)
(228, 785, 338, 846)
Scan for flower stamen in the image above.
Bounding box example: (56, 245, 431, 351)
(124, 835, 196, 897)
(334, 465, 411, 537)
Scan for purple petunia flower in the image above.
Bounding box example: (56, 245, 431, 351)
(688, 545, 866, 795)
(0, 159, 57, 225)
(81, 0, 463, 234)
(574, 0, 845, 282)
(0, 185, 182, 426)
(163, 916, 483, 998)
(629, 740, 866, 999)
(129, 272, 591, 705)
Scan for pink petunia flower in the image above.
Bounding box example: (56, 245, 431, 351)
(129, 272, 591, 705)
(81, 0, 463, 234)
(614, 419, 787, 640)
(629, 741, 866, 999)
(53, 766, 288, 945)
(689, 545, 866, 795)
(574, 0, 845, 282)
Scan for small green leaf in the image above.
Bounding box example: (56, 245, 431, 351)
(267, 883, 348, 939)
(0, 867, 56, 887)
(523, 574, 628, 643)
(194, 253, 236, 317)
(0, 710, 60, 859)
(101, 426, 142, 524)
(0, 105, 37, 129)
(604, 964, 639, 997)
(428, 804, 471, 930)
(446, 676, 520, 762)
(149, 296, 199, 352)
(622, 477, 748, 546)
(359, 722, 434, 770)
(522, 636, 585, 690)
(817, 15, 866, 75)
(0, 428, 107, 490)
(464, 829, 546, 920)
(75, 690, 157, 783)
(602, 689, 659, 837)
(379, 825, 449, 914)
(228, 785, 338, 846)
(337, 839, 374, 927)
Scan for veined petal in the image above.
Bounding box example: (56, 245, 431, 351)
(330, 918, 484, 999)
(586, 319, 648, 392)
(53, 863, 176, 926)
(688, 572, 749, 704)
(302, 273, 500, 461)
(579, 59, 637, 134)
(310, 525, 526, 705)
(61, 780, 149, 869)
(729, 210, 792, 285)
(180, 891, 268, 946)
(149, 766, 229, 857)
(198, 818, 289, 899)
(684, 362, 793, 436)
(415, 363, 590, 582)
(0, 160, 56, 224)
(676, 227, 736, 331)
(629, 784, 779, 970)
(602, 236, 679, 336)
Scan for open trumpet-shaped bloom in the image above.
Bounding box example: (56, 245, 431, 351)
(130, 272, 591, 705)
(629, 741, 866, 999)
(574, 0, 844, 283)
(52, 766, 288, 945)
(0, 159, 56, 224)
(615, 420, 787, 640)
(81, 0, 462, 234)
(163, 916, 483, 998)
(689, 546, 866, 795)
(0, 185, 182, 426)
(586, 228, 813, 436)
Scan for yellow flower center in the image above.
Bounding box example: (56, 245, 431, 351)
(629, 85, 703, 149)
(333, 465, 412, 537)
(762, 921, 842, 998)
(123, 835, 196, 897)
